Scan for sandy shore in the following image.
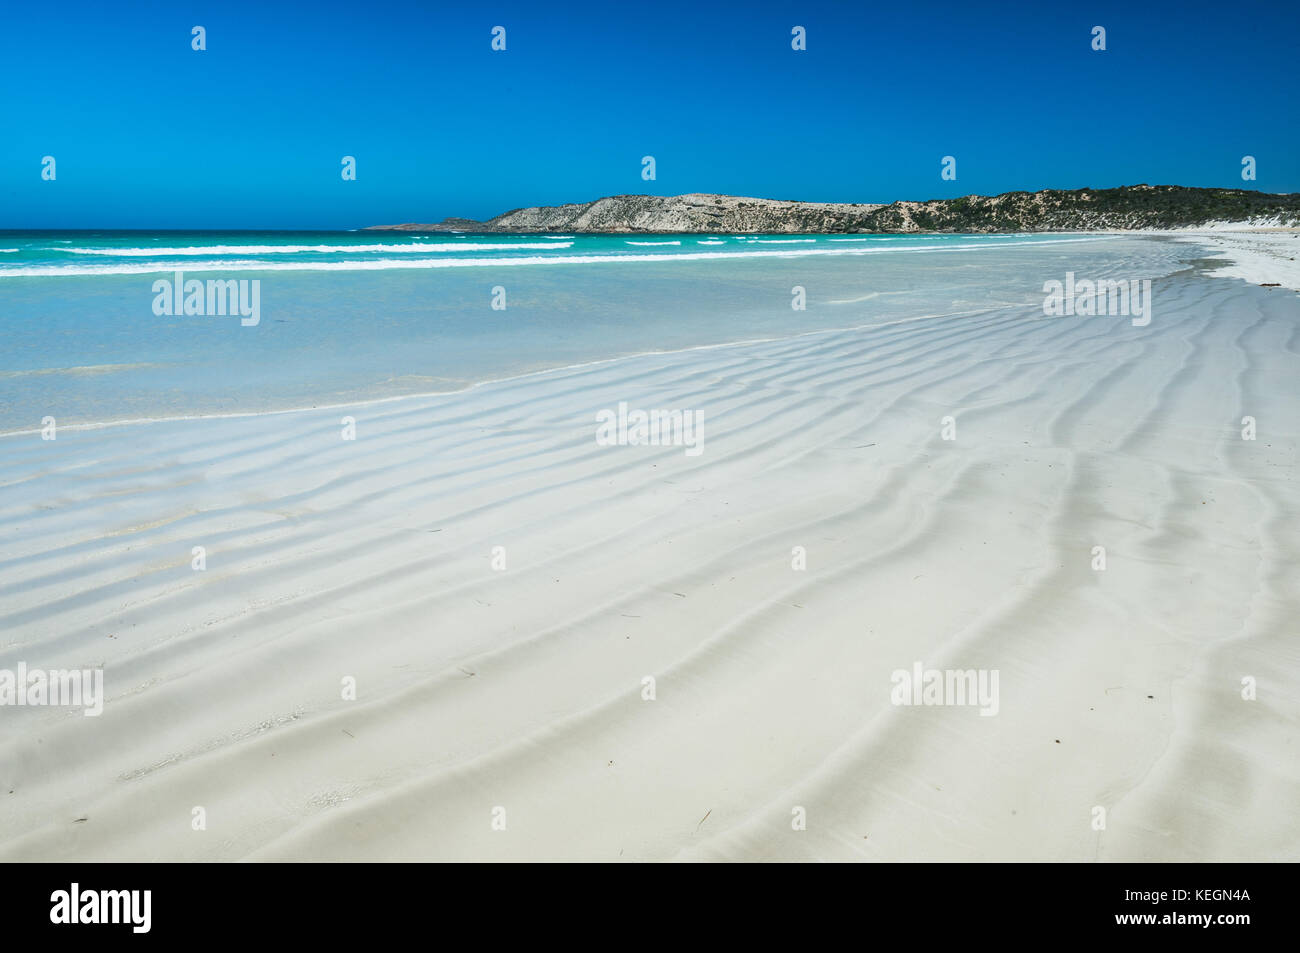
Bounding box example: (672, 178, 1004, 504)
(1170, 229, 1300, 292)
(1, 243, 1297, 861)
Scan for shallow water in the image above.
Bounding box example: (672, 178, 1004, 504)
(0, 231, 1192, 431)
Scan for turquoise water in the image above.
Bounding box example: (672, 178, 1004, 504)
(0, 230, 1187, 432)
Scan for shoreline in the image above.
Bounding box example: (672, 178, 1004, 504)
(5, 230, 1292, 439)
(0, 234, 1116, 278)
(0, 307, 1001, 439)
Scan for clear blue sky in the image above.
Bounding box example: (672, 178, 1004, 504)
(2, 0, 1296, 228)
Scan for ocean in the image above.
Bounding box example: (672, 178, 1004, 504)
(0, 230, 1188, 433)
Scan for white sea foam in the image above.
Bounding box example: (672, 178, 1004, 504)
(54, 241, 574, 256)
(625, 240, 682, 246)
(0, 237, 1115, 277)
(749, 239, 817, 244)
(697, 240, 726, 245)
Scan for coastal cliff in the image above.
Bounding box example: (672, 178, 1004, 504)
(367, 185, 1300, 233)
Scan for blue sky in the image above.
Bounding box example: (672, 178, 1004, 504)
(2, 0, 1296, 228)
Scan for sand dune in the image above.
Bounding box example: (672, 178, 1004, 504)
(1, 263, 1297, 861)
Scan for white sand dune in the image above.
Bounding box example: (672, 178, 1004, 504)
(1, 263, 1297, 861)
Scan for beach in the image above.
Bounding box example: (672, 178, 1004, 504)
(1, 232, 1297, 861)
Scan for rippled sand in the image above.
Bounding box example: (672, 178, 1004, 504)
(1, 261, 1297, 861)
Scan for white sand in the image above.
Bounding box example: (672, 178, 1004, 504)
(1, 250, 1298, 861)
(1170, 229, 1300, 292)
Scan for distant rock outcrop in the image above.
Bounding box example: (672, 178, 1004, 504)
(366, 185, 1300, 234)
